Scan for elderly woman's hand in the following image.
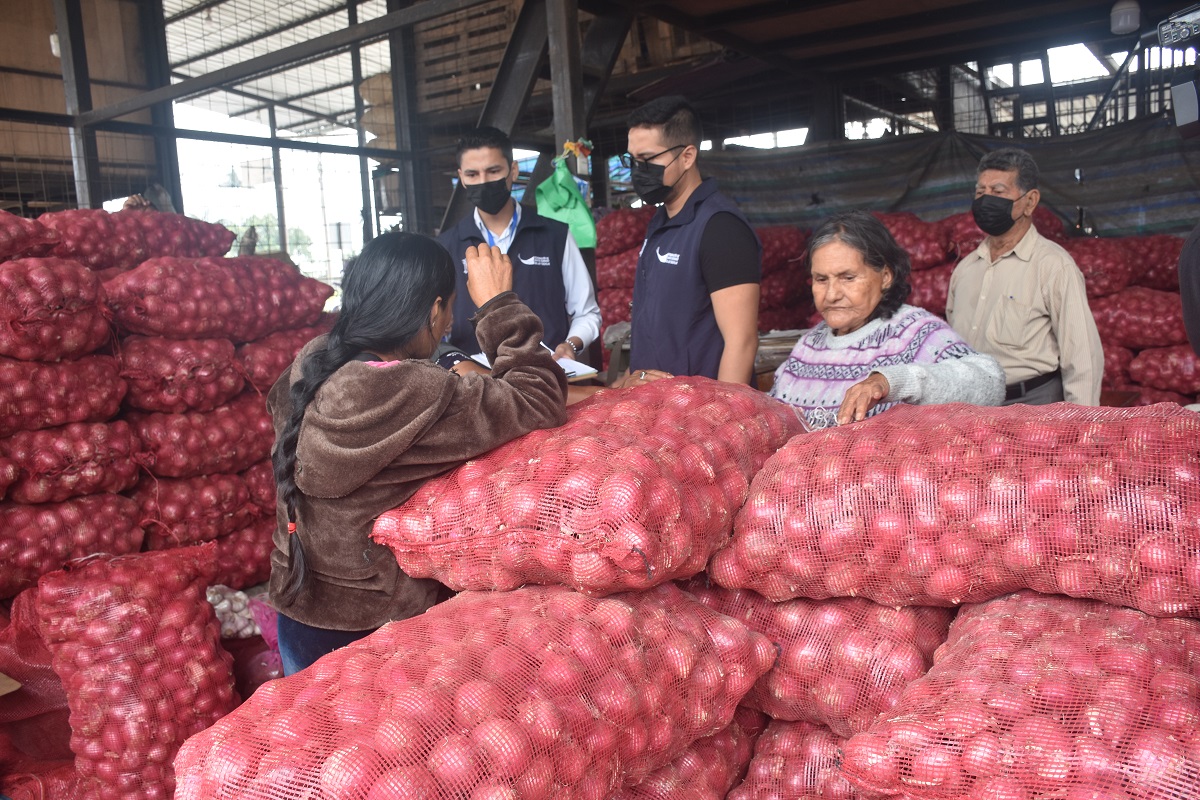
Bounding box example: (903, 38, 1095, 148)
(837, 372, 890, 425)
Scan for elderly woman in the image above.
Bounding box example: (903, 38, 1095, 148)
(769, 210, 1004, 429)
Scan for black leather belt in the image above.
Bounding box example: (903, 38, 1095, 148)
(1005, 370, 1061, 401)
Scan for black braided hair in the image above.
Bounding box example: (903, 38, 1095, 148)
(273, 232, 455, 606)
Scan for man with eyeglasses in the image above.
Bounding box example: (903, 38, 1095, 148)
(946, 147, 1102, 405)
(617, 95, 761, 387)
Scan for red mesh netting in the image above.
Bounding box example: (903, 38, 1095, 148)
(596, 248, 639, 290)
(0, 588, 68, 733)
(1089, 287, 1189, 349)
(240, 459, 276, 516)
(839, 591, 1200, 800)
(1102, 343, 1135, 389)
(873, 213, 950, 271)
(0, 355, 125, 438)
(907, 262, 954, 317)
(683, 579, 953, 737)
(373, 378, 806, 596)
(234, 321, 331, 391)
(1063, 237, 1134, 298)
(36, 209, 235, 272)
(599, 287, 633, 328)
(1126, 233, 1185, 291)
(611, 706, 765, 800)
(711, 402, 1200, 616)
(758, 226, 808, 278)
(0, 421, 143, 504)
(125, 391, 273, 479)
(0, 494, 143, 599)
(0, 209, 58, 261)
(759, 268, 808, 311)
(940, 212, 985, 260)
(757, 305, 813, 334)
(728, 719, 863, 800)
(103, 256, 332, 343)
(175, 583, 776, 800)
(210, 516, 275, 591)
(1119, 385, 1196, 406)
(0, 760, 78, 800)
(128, 473, 257, 550)
(595, 207, 655, 257)
(0, 257, 111, 361)
(35, 544, 238, 800)
(118, 336, 244, 413)
(1129, 344, 1200, 396)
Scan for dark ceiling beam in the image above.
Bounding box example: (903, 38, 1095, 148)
(171, 3, 350, 69)
(774, 0, 1102, 59)
(692, 0, 851, 33)
(80, 0, 487, 125)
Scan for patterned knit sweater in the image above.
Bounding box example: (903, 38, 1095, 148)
(768, 304, 1005, 429)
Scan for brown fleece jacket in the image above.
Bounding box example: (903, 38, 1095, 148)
(267, 292, 568, 630)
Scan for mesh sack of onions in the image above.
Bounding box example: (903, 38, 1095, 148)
(174, 582, 776, 800)
(0, 421, 143, 504)
(37, 209, 142, 271)
(1102, 343, 1135, 389)
(1064, 237, 1135, 298)
(595, 206, 656, 257)
(839, 590, 1200, 800)
(907, 263, 954, 317)
(596, 248, 639, 290)
(0, 762, 79, 800)
(112, 208, 235, 259)
(0, 257, 111, 361)
(118, 336, 244, 413)
(598, 287, 634, 327)
(940, 212, 985, 260)
(373, 378, 806, 596)
(0, 457, 14, 501)
(683, 580, 953, 737)
(103, 256, 331, 342)
(612, 706, 765, 800)
(759, 267, 808, 311)
(711, 402, 1200, 617)
(1089, 287, 1189, 349)
(0, 209, 58, 260)
(1118, 384, 1196, 407)
(1129, 344, 1200, 396)
(0, 494, 142, 599)
(873, 213, 949, 271)
(128, 473, 257, 550)
(126, 391, 273, 479)
(757, 305, 813, 334)
(235, 323, 330, 391)
(1126, 233, 1185, 291)
(728, 719, 863, 800)
(0, 355, 125, 438)
(757, 226, 808, 278)
(209, 516, 275, 591)
(0, 587, 70, 753)
(35, 543, 238, 800)
(239, 459, 276, 516)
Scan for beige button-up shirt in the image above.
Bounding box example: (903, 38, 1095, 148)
(946, 226, 1103, 405)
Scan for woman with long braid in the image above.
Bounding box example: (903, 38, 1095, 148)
(268, 232, 568, 674)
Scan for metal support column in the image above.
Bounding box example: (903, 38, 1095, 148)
(1041, 51, 1059, 136)
(386, 0, 430, 234)
(348, 0, 375, 244)
(52, 0, 102, 207)
(136, 0, 184, 212)
(807, 76, 844, 143)
(268, 107, 289, 253)
(547, 0, 586, 161)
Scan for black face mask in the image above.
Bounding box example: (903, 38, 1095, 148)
(971, 193, 1022, 236)
(465, 176, 511, 215)
(631, 160, 673, 206)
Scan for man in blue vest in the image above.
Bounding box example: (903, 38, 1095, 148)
(436, 127, 601, 364)
(621, 95, 761, 386)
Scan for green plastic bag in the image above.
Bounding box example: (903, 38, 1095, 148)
(535, 158, 597, 249)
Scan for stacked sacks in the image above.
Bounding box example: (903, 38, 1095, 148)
(0, 256, 142, 600)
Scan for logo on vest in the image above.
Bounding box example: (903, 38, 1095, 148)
(517, 253, 552, 266)
(460, 258, 469, 274)
(656, 247, 680, 265)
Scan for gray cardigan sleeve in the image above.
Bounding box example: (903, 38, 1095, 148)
(873, 352, 1006, 407)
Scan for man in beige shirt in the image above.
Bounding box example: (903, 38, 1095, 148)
(946, 148, 1103, 405)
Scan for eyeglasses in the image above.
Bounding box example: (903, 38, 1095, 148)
(618, 145, 685, 170)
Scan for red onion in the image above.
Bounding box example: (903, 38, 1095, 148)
(0, 355, 125, 438)
(595, 207, 656, 258)
(129, 472, 257, 550)
(118, 336, 243, 413)
(125, 391, 273, 479)
(0, 257, 111, 360)
(235, 319, 333, 391)
(0, 421, 143, 504)
(0, 209, 59, 260)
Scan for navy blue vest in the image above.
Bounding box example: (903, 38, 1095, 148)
(436, 207, 570, 354)
(630, 178, 760, 379)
